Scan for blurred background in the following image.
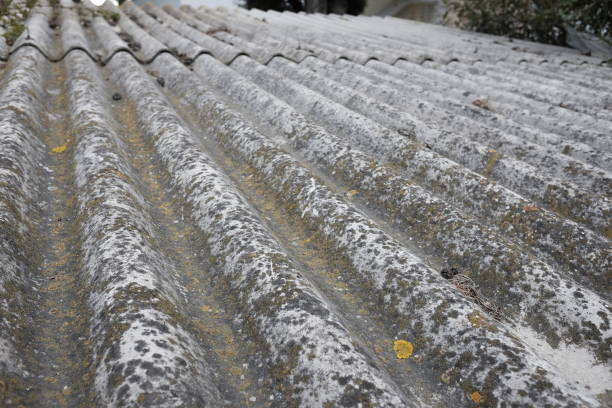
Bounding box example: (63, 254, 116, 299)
(122, 0, 610, 55)
(0, 0, 609, 55)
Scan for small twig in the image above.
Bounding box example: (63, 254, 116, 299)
(441, 268, 506, 321)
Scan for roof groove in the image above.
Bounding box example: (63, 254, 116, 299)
(108, 48, 416, 407)
(0, 45, 49, 388)
(144, 50, 607, 406)
(146, 49, 608, 406)
(183, 7, 609, 155)
(259, 56, 610, 275)
(409, 59, 612, 141)
(64, 47, 228, 407)
(311, 58, 611, 232)
(267, 56, 611, 199)
(204, 51, 611, 344)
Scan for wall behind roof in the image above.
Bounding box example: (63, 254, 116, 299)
(364, 0, 444, 23)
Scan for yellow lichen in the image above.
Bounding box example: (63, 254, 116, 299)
(468, 311, 498, 332)
(300, 234, 317, 244)
(393, 339, 413, 359)
(346, 189, 359, 197)
(51, 144, 68, 153)
(470, 391, 482, 403)
(468, 311, 486, 327)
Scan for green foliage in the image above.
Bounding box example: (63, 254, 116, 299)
(445, 0, 611, 46)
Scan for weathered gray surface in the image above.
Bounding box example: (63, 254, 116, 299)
(0, 1, 610, 407)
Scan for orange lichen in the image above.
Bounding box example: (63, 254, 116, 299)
(300, 234, 317, 244)
(393, 340, 413, 359)
(470, 391, 482, 403)
(229, 366, 242, 376)
(51, 144, 68, 153)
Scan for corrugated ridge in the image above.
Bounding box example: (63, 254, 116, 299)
(258, 56, 611, 275)
(309, 57, 611, 174)
(0, 45, 48, 394)
(219, 53, 610, 336)
(94, 21, 421, 407)
(183, 7, 609, 166)
(65, 48, 226, 407)
(303, 57, 611, 230)
(412, 60, 612, 123)
(145, 49, 596, 406)
(402, 59, 612, 143)
(235, 8, 612, 147)
(245, 7, 606, 68)
(315, 12, 608, 66)
(100, 15, 608, 403)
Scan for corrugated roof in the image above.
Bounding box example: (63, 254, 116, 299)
(0, 0, 610, 406)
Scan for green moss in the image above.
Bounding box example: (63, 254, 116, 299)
(96, 9, 120, 24)
(3, 23, 24, 45)
(1, 0, 38, 44)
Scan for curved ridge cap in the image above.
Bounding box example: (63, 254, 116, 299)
(291, 51, 319, 64)
(260, 52, 305, 66)
(120, 3, 311, 66)
(100, 48, 176, 66)
(0, 41, 313, 66)
(331, 55, 377, 64)
(4, 43, 98, 62)
(0, 41, 175, 66)
(219, 50, 249, 66)
(392, 56, 441, 65)
(352, 55, 379, 64)
(8, 2, 606, 71)
(389, 54, 469, 65)
(2, 40, 259, 69)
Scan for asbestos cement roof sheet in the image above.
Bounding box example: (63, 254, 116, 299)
(0, 0, 610, 407)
